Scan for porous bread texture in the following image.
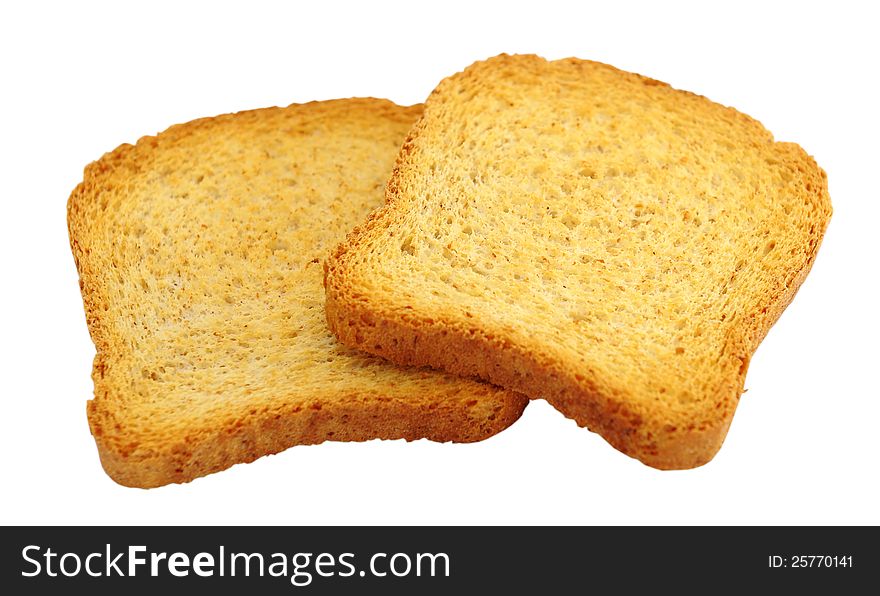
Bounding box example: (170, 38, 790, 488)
(325, 55, 832, 469)
(68, 98, 528, 488)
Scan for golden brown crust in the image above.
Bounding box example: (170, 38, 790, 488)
(88, 385, 526, 488)
(68, 98, 527, 488)
(324, 56, 832, 469)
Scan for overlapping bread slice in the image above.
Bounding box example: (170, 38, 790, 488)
(325, 56, 831, 469)
(68, 98, 527, 488)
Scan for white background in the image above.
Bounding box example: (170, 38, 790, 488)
(2, 0, 877, 525)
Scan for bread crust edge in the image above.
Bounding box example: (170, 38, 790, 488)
(87, 389, 528, 488)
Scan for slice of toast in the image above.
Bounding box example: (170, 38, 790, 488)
(325, 56, 832, 469)
(68, 98, 528, 488)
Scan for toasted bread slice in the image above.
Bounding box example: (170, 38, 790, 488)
(68, 98, 527, 488)
(325, 56, 831, 469)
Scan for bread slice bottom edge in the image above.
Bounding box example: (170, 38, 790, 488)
(325, 293, 724, 469)
(87, 388, 528, 489)
(325, 223, 828, 470)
